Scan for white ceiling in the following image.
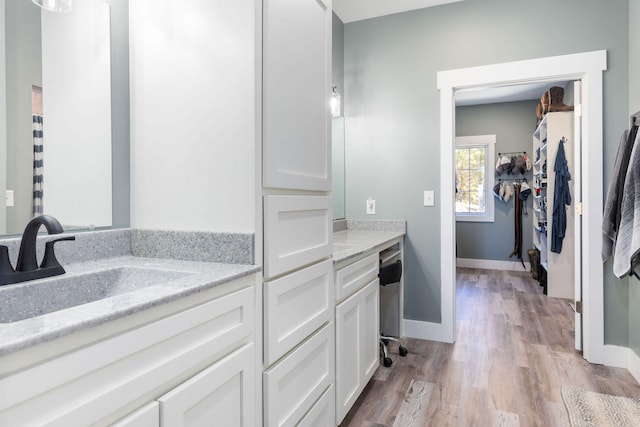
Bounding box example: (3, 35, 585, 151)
(332, 0, 464, 23)
(455, 81, 570, 107)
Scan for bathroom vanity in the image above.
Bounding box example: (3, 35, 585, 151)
(0, 230, 260, 426)
(332, 221, 405, 424)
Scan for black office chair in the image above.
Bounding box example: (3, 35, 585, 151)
(379, 260, 407, 367)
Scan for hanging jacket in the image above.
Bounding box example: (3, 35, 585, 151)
(551, 139, 571, 253)
(509, 183, 526, 269)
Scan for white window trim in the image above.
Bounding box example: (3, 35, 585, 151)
(455, 135, 495, 223)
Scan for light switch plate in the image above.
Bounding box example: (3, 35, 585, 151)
(424, 190, 435, 207)
(5, 190, 14, 207)
(366, 198, 376, 215)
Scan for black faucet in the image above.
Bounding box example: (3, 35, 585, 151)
(0, 215, 75, 286)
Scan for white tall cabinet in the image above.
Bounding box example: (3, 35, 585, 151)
(532, 112, 575, 299)
(262, 0, 335, 426)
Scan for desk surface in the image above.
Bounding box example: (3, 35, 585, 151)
(332, 230, 405, 265)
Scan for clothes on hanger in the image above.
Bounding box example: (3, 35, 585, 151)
(602, 126, 638, 261)
(551, 138, 572, 253)
(613, 128, 640, 279)
(509, 183, 526, 269)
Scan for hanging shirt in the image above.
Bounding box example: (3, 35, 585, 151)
(551, 139, 571, 253)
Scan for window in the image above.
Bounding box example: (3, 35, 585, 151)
(455, 135, 495, 222)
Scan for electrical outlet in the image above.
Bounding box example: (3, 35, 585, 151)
(366, 198, 376, 215)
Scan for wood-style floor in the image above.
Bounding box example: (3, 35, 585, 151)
(340, 268, 640, 426)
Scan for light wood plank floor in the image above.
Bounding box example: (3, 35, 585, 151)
(340, 268, 640, 426)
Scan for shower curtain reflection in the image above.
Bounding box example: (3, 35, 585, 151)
(32, 85, 43, 216)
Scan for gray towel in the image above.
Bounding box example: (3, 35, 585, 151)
(602, 130, 632, 260)
(613, 129, 640, 278)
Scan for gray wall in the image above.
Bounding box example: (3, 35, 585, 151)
(343, 0, 630, 342)
(110, 0, 130, 228)
(629, 0, 640, 358)
(0, 0, 6, 234)
(5, 0, 41, 234)
(455, 101, 537, 262)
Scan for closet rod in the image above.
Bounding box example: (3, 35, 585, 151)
(498, 151, 526, 156)
(498, 177, 528, 182)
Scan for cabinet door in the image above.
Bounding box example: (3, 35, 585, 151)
(158, 344, 255, 427)
(361, 279, 380, 382)
(263, 0, 332, 191)
(335, 279, 379, 424)
(335, 290, 361, 423)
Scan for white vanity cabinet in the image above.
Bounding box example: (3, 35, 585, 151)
(262, 0, 332, 192)
(0, 276, 257, 427)
(334, 253, 380, 424)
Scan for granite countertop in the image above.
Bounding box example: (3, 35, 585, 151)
(333, 229, 405, 264)
(0, 256, 260, 356)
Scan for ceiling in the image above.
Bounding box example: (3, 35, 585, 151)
(332, 0, 464, 23)
(455, 81, 571, 107)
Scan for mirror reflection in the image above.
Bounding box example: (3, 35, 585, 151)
(332, 116, 345, 219)
(1, 0, 112, 235)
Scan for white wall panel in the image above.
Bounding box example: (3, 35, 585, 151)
(130, 0, 256, 232)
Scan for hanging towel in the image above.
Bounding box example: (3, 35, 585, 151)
(551, 139, 571, 253)
(613, 129, 640, 279)
(603, 127, 638, 261)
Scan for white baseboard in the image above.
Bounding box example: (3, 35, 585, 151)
(456, 257, 531, 273)
(604, 344, 640, 384)
(403, 319, 453, 343)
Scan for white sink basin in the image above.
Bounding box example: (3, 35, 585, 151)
(0, 266, 194, 323)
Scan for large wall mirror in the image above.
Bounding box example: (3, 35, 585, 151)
(332, 116, 345, 219)
(332, 12, 345, 220)
(0, 0, 129, 236)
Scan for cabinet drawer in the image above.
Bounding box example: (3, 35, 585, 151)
(297, 384, 335, 427)
(264, 260, 333, 365)
(158, 343, 255, 427)
(111, 402, 159, 427)
(335, 253, 378, 302)
(264, 195, 332, 279)
(0, 281, 254, 426)
(264, 323, 334, 427)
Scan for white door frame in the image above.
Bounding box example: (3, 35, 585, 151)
(437, 50, 607, 364)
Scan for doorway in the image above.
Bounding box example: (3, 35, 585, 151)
(438, 51, 607, 364)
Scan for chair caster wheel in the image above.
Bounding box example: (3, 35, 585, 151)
(383, 357, 393, 367)
(399, 346, 408, 357)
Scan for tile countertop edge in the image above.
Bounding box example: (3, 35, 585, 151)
(0, 258, 260, 357)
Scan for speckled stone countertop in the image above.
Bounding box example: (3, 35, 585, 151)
(0, 256, 259, 356)
(333, 230, 405, 264)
